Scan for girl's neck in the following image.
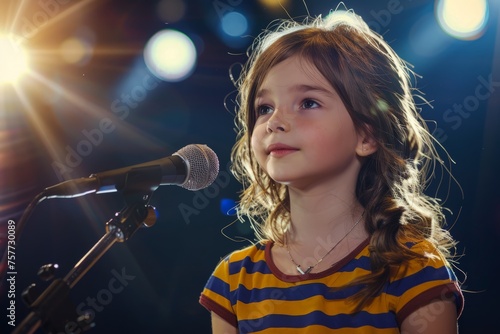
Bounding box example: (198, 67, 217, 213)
(287, 187, 366, 246)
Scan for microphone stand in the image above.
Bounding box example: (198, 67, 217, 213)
(13, 166, 162, 334)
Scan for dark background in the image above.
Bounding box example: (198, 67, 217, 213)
(1, 0, 498, 333)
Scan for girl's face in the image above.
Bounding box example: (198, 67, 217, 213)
(250, 55, 367, 192)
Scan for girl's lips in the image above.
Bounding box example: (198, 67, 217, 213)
(266, 143, 299, 157)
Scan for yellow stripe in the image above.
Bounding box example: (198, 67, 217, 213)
(250, 324, 399, 334)
(233, 290, 416, 320)
(201, 287, 233, 311)
(235, 294, 389, 319)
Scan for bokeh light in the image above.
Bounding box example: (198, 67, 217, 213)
(220, 198, 237, 216)
(143, 29, 197, 82)
(59, 37, 93, 65)
(0, 35, 29, 85)
(436, 0, 489, 40)
(221, 12, 248, 37)
(258, 0, 291, 13)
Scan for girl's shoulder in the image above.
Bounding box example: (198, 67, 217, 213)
(215, 240, 269, 268)
(209, 240, 271, 279)
(389, 237, 464, 321)
(392, 237, 457, 283)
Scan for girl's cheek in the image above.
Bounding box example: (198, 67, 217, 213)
(250, 133, 257, 151)
(250, 130, 264, 156)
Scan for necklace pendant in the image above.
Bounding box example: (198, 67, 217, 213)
(296, 265, 313, 275)
(303, 266, 313, 274)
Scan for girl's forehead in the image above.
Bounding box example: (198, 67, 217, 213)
(257, 55, 333, 92)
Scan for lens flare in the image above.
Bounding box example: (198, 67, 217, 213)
(0, 36, 29, 85)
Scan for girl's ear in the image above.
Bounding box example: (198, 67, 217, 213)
(356, 127, 378, 157)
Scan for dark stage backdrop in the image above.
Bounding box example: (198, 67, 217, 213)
(1, 0, 498, 333)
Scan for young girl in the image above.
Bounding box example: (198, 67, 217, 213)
(200, 8, 463, 334)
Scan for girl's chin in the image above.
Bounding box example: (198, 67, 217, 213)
(274, 180, 291, 186)
(267, 174, 292, 185)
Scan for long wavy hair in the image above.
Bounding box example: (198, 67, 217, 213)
(231, 9, 457, 308)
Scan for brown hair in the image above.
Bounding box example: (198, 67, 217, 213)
(231, 10, 457, 308)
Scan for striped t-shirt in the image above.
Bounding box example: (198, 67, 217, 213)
(200, 238, 463, 333)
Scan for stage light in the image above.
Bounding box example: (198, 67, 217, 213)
(436, 0, 489, 40)
(0, 35, 29, 85)
(221, 11, 248, 37)
(143, 29, 197, 82)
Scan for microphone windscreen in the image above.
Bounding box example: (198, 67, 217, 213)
(174, 144, 219, 190)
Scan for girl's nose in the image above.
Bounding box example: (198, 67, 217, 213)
(266, 109, 290, 133)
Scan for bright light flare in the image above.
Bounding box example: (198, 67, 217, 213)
(144, 29, 197, 82)
(436, 0, 489, 40)
(0, 36, 29, 84)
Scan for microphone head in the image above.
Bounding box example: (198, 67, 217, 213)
(174, 144, 219, 190)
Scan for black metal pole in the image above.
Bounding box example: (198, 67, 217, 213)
(13, 199, 156, 334)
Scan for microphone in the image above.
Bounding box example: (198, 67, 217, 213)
(42, 144, 219, 200)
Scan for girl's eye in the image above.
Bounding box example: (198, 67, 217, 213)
(256, 105, 273, 116)
(301, 99, 320, 109)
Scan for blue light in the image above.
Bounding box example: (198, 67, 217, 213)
(221, 12, 248, 37)
(220, 198, 237, 216)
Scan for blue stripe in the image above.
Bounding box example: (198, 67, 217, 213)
(229, 257, 272, 275)
(338, 255, 371, 272)
(387, 265, 454, 297)
(206, 275, 230, 298)
(232, 282, 364, 304)
(237, 310, 397, 333)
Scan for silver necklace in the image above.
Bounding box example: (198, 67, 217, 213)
(285, 211, 365, 275)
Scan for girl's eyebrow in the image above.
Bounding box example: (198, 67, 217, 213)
(256, 84, 335, 99)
